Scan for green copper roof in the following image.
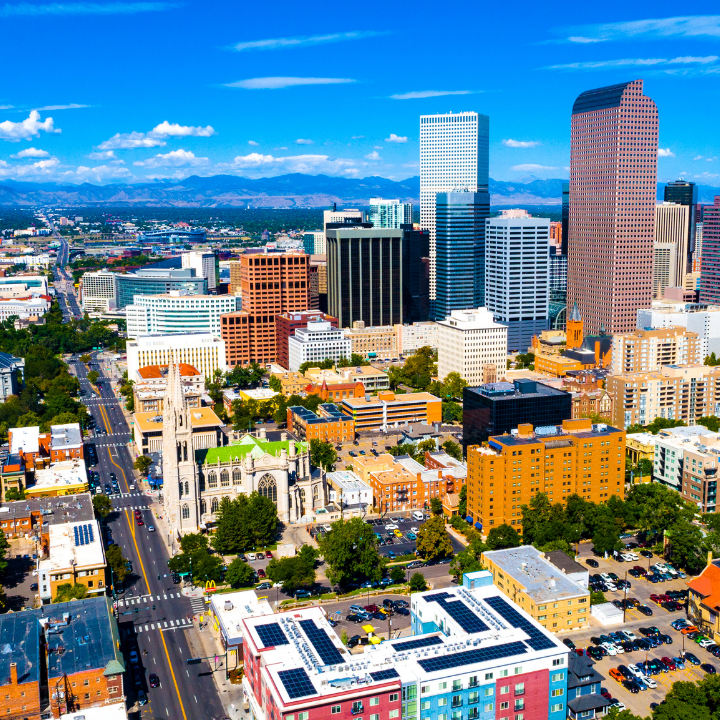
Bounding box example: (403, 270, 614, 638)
(196, 434, 308, 465)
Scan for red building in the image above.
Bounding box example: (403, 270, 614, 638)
(275, 311, 338, 369)
(699, 196, 720, 304)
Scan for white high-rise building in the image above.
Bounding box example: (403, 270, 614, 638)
(181, 251, 217, 290)
(436, 307, 507, 386)
(80, 271, 116, 312)
(653, 203, 689, 298)
(485, 215, 550, 352)
(287, 320, 352, 371)
(323, 209, 363, 232)
(420, 111, 489, 302)
(369, 198, 413, 229)
(637, 300, 720, 355)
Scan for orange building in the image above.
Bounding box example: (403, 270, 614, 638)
(221, 253, 309, 367)
(561, 370, 613, 421)
(340, 391, 442, 431)
(287, 404, 354, 443)
(466, 418, 625, 533)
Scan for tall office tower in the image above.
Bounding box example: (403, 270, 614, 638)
(368, 198, 413, 229)
(433, 190, 489, 320)
(419, 111, 489, 305)
(568, 79, 658, 335)
(664, 179, 698, 269)
(181, 250, 217, 290)
(694, 222, 704, 272)
(323, 208, 363, 231)
(653, 202, 689, 298)
(326, 227, 402, 328)
(561, 182, 570, 256)
(400, 224, 430, 323)
(485, 214, 550, 352)
(220, 253, 309, 367)
(549, 250, 568, 330)
(699, 196, 720, 304)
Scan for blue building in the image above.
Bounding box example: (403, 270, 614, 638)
(114, 268, 207, 309)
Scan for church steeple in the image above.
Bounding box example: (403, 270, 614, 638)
(566, 302, 584, 350)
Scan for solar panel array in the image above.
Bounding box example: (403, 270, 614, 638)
(423, 592, 490, 634)
(299, 619, 344, 666)
(392, 635, 444, 653)
(484, 595, 556, 651)
(277, 667, 317, 699)
(418, 641, 528, 673)
(73, 523, 94, 546)
(255, 622, 289, 648)
(369, 669, 400, 681)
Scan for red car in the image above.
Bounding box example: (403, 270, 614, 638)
(600, 688, 612, 699)
(364, 604, 379, 613)
(257, 568, 266, 578)
(661, 657, 676, 671)
(137, 518, 144, 526)
(134, 510, 141, 518)
(650, 594, 663, 604)
(265, 550, 273, 559)
(633, 566, 647, 575)
(574, 648, 585, 656)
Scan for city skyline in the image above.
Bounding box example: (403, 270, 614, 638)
(0, 2, 718, 185)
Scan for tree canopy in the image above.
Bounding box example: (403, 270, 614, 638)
(416, 516, 453, 561)
(310, 439, 337, 470)
(317, 517, 383, 587)
(266, 545, 319, 594)
(212, 494, 279, 554)
(387, 347, 437, 390)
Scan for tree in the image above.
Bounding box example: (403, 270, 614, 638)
(409, 572, 428, 592)
(92, 494, 112, 519)
(699, 416, 720, 433)
(390, 565, 406, 584)
(666, 518, 706, 573)
(442, 372, 467, 401)
(266, 545, 319, 594)
(269, 375, 282, 393)
(591, 511, 623, 556)
(429, 497, 443, 516)
(87, 370, 99, 384)
(79, 354, 91, 363)
(225, 558, 257, 589)
(133, 455, 153, 477)
(213, 494, 278, 554)
(442, 401, 463, 424)
(317, 517, 382, 587)
(442, 439, 463, 462)
(310, 439, 337, 471)
(0, 530, 8, 578)
(106, 544, 128, 584)
(705, 352, 720, 367)
(53, 583, 88, 602)
(341, 629, 349, 646)
(486, 524, 521, 550)
(4, 487, 25, 501)
(416, 516, 453, 561)
(179, 533, 209, 555)
(590, 591, 607, 605)
(458, 485, 467, 518)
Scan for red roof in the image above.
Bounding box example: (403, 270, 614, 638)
(137, 363, 201, 379)
(688, 563, 720, 611)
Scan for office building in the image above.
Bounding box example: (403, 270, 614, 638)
(561, 182, 570, 256)
(612, 326, 705, 374)
(433, 190, 489, 320)
(467, 418, 626, 531)
(302, 231, 325, 255)
(181, 250, 218, 290)
(275, 310, 337, 369)
(326, 227, 402, 328)
(0, 351, 23, 400)
(126, 291, 241, 338)
(481, 546, 590, 632)
(241, 580, 569, 720)
(133, 362, 203, 413)
(368, 197, 413, 229)
(607, 364, 720, 429)
(437, 307, 508, 386)
(401, 224, 431, 323)
(549, 249, 568, 314)
(0, 275, 48, 295)
(340, 390, 441, 432)
(304, 365, 390, 393)
(323, 207, 363, 231)
(287, 403, 355, 444)
(139, 227, 205, 242)
(287, 320, 352, 371)
(653, 202, 690, 298)
(700, 196, 720, 305)
(0, 296, 50, 321)
(80, 270, 116, 312)
(126, 332, 227, 380)
(695, 221, 704, 271)
(420, 111, 489, 304)
(344, 321, 398, 360)
(396, 321, 439, 356)
(220, 252, 309, 367)
(114, 268, 207, 309)
(665, 179, 698, 269)
(568, 79, 658, 335)
(637, 300, 720, 356)
(463, 379, 572, 447)
(485, 214, 550, 350)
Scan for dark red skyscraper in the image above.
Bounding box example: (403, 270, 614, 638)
(699, 196, 720, 304)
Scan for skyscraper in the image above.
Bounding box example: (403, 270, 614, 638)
(664, 179, 698, 269)
(369, 198, 413, 229)
(561, 182, 570, 256)
(400, 224, 430, 323)
(653, 202, 689, 298)
(568, 79, 658, 335)
(699, 196, 720, 305)
(433, 190, 489, 320)
(419, 111, 489, 306)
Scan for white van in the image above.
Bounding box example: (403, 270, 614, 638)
(412, 510, 425, 521)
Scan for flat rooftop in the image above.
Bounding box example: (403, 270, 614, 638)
(10, 426, 39, 454)
(468, 380, 569, 400)
(40, 518, 105, 572)
(342, 391, 439, 407)
(50, 423, 82, 450)
(210, 590, 273, 646)
(31, 459, 88, 490)
(489, 422, 623, 448)
(0, 492, 94, 525)
(0, 611, 40, 686)
(134, 407, 222, 433)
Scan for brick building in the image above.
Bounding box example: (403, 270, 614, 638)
(275, 310, 337, 369)
(287, 404, 355, 443)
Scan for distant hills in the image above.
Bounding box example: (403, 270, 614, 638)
(0, 174, 717, 208)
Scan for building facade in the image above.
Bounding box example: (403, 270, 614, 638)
(700, 196, 720, 305)
(80, 271, 116, 312)
(664, 179, 698, 270)
(653, 202, 689, 298)
(287, 404, 355, 444)
(275, 310, 338, 369)
(637, 301, 720, 356)
(612, 326, 705, 374)
(114, 268, 207, 309)
(0, 350, 24, 400)
(369, 198, 413, 228)
(181, 250, 217, 290)
(396, 321, 439, 356)
(568, 79, 658, 335)
(341, 391, 442, 432)
(344, 322, 398, 359)
(287, 320, 352, 371)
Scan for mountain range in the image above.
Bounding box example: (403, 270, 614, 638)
(0, 174, 717, 208)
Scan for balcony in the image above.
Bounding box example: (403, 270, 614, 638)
(351, 706, 364, 715)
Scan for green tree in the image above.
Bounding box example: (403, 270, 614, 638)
(266, 545, 319, 594)
(179, 533, 209, 555)
(212, 496, 253, 554)
(92, 494, 112, 519)
(666, 518, 706, 573)
(699, 416, 720, 433)
(442, 439, 463, 461)
(458, 485, 467, 518)
(390, 565, 406, 584)
(416, 516, 453, 561)
(317, 517, 382, 587)
(87, 370, 99, 384)
(106, 544, 128, 585)
(590, 591, 607, 605)
(53, 583, 88, 602)
(442, 401, 463, 424)
(409, 572, 428, 592)
(247, 492, 279, 547)
(442, 372, 467, 400)
(591, 510, 623, 556)
(4, 487, 25, 501)
(705, 352, 720, 367)
(206, 368, 226, 404)
(269, 375, 282, 393)
(341, 629, 349, 646)
(310, 439, 337, 470)
(133, 455, 153, 477)
(430, 497, 443, 516)
(79, 354, 91, 363)
(225, 558, 257, 588)
(0, 529, 9, 577)
(486, 524, 521, 550)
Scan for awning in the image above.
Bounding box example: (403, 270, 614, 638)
(369, 636, 381, 644)
(465, 516, 473, 524)
(362, 624, 375, 634)
(474, 522, 483, 530)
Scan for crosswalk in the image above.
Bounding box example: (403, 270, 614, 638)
(117, 592, 183, 606)
(138, 618, 193, 633)
(190, 597, 208, 614)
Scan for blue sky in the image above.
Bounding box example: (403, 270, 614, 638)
(0, 1, 719, 185)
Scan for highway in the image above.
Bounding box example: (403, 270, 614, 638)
(53, 237, 82, 320)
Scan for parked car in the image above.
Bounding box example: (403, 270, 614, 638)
(685, 652, 701, 665)
(609, 668, 624, 682)
(586, 558, 599, 568)
(149, 674, 160, 688)
(702, 663, 717, 674)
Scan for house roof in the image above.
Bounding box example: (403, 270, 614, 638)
(567, 694, 611, 713)
(545, 550, 586, 576)
(687, 560, 720, 610)
(137, 363, 200, 379)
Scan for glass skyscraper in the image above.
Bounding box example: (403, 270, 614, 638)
(114, 268, 207, 309)
(664, 179, 698, 270)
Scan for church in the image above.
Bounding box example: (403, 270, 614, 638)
(161, 361, 327, 536)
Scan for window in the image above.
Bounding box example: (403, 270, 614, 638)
(332, 706, 341, 714)
(552, 658, 564, 667)
(438, 699, 447, 707)
(370, 698, 379, 707)
(421, 702, 430, 710)
(484, 704, 494, 712)
(500, 686, 509, 695)
(258, 473, 277, 503)
(514, 666, 523, 675)
(220, 469, 230, 487)
(550, 704, 564, 713)
(469, 692, 479, 704)
(453, 680, 462, 691)
(299, 714, 308, 720)
(371, 716, 379, 720)
(439, 682, 447, 691)
(551, 673, 564, 682)
(551, 689, 564, 698)
(452, 695, 462, 707)
(421, 686, 429, 695)
(389, 712, 399, 719)
(485, 673, 493, 681)
(352, 701, 363, 715)
(514, 683, 524, 695)
(181, 504, 189, 520)
(390, 694, 399, 703)
(483, 688, 493, 697)
(514, 699, 525, 711)
(515, 715, 524, 720)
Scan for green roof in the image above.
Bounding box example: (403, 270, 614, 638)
(196, 434, 308, 465)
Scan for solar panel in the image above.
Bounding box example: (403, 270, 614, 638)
(484, 596, 557, 651)
(299, 619, 344, 666)
(393, 636, 444, 652)
(278, 668, 317, 699)
(418, 641, 528, 672)
(423, 593, 489, 634)
(255, 623, 289, 648)
(369, 669, 400, 681)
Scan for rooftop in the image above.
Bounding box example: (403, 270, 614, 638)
(0, 351, 22, 370)
(31, 459, 88, 491)
(209, 590, 273, 646)
(326, 470, 371, 492)
(40, 518, 105, 572)
(0, 492, 94, 525)
(134, 407, 222, 433)
(50, 423, 82, 451)
(136, 363, 201, 380)
(400, 423, 441, 439)
(487, 421, 623, 449)
(10, 426, 39, 455)
(468, 379, 569, 400)
(196, 434, 308, 465)
(341, 391, 440, 408)
(544, 550, 587, 576)
(0, 611, 40, 686)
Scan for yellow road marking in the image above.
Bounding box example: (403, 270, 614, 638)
(159, 629, 188, 720)
(125, 508, 150, 594)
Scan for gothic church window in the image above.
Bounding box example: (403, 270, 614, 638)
(258, 474, 277, 504)
(232, 468, 241, 485)
(208, 471, 217, 489)
(211, 497, 219, 513)
(220, 469, 230, 487)
(182, 504, 189, 520)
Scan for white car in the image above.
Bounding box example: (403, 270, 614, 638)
(600, 642, 618, 655)
(699, 638, 716, 648)
(623, 553, 638, 561)
(627, 664, 643, 678)
(246, 552, 256, 561)
(410, 527, 419, 534)
(600, 573, 613, 582)
(605, 583, 617, 592)
(641, 676, 657, 689)
(609, 703, 626, 712)
(623, 631, 637, 642)
(385, 523, 399, 530)
(322, 524, 332, 532)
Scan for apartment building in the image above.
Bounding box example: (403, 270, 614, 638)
(345, 321, 398, 359)
(341, 390, 441, 431)
(637, 300, 720, 356)
(0, 492, 94, 540)
(287, 320, 352, 371)
(304, 365, 390, 393)
(275, 310, 337, 369)
(133, 362, 203, 413)
(608, 363, 720, 429)
(80, 270, 116, 312)
(466, 419, 626, 531)
(611, 327, 705, 374)
(287, 403, 354, 444)
(396, 321, 439, 356)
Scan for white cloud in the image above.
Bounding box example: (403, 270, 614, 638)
(373, 146, 383, 150)
(365, 151, 381, 161)
(0, 2, 177, 17)
(658, 148, 675, 157)
(88, 150, 117, 160)
(33, 103, 89, 111)
(555, 15, 720, 43)
(544, 55, 718, 70)
(694, 155, 704, 160)
(274, 146, 288, 150)
(248, 140, 259, 146)
(11, 147, 49, 158)
(0, 110, 60, 141)
(0, 156, 60, 179)
(694, 171, 720, 179)
(231, 31, 388, 52)
(0, 105, 13, 110)
(351, 135, 365, 139)
(133, 149, 208, 168)
(150, 121, 216, 138)
(215, 152, 362, 179)
(503, 138, 541, 148)
(73, 164, 133, 182)
(567, 36, 605, 43)
(96, 131, 165, 150)
(225, 77, 355, 90)
(385, 133, 407, 143)
(510, 163, 558, 172)
(296, 138, 313, 145)
(390, 90, 476, 100)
